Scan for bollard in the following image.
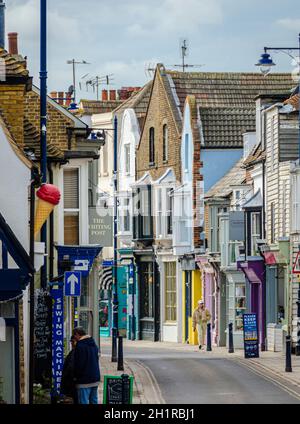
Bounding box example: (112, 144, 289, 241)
(228, 322, 234, 353)
(285, 335, 292, 372)
(206, 323, 212, 351)
(111, 328, 117, 362)
(117, 335, 124, 371)
(121, 374, 129, 404)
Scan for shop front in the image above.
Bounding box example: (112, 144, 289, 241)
(134, 250, 160, 341)
(56, 245, 102, 348)
(181, 255, 202, 345)
(238, 258, 266, 350)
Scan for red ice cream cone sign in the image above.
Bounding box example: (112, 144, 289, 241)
(34, 184, 61, 239)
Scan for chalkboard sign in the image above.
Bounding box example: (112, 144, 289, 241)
(34, 289, 52, 387)
(243, 313, 259, 359)
(103, 375, 134, 404)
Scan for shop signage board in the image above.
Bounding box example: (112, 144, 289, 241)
(292, 251, 300, 274)
(64, 271, 81, 297)
(51, 284, 64, 396)
(103, 374, 134, 404)
(243, 313, 259, 359)
(88, 206, 113, 246)
(34, 289, 52, 387)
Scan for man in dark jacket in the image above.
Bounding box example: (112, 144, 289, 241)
(72, 327, 100, 404)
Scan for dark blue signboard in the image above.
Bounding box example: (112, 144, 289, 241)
(243, 313, 259, 358)
(51, 284, 64, 396)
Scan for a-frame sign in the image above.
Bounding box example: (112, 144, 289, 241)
(292, 251, 300, 274)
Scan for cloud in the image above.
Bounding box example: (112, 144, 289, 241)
(276, 18, 300, 30)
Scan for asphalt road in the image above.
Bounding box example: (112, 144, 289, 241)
(102, 344, 300, 404)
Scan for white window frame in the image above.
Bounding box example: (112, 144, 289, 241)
(292, 173, 300, 232)
(63, 166, 81, 245)
(124, 143, 130, 175)
(250, 211, 261, 256)
(164, 262, 177, 322)
(155, 185, 174, 239)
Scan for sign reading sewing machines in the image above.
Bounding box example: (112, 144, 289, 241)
(51, 284, 64, 396)
(243, 313, 259, 359)
(88, 207, 113, 246)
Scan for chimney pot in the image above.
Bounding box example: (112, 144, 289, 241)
(65, 92, 71, 107)
(8, 32, 18, 55)
(50, 91, 57, 100)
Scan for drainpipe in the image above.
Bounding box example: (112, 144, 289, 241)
(29, 171, 36, 404)
(0, 1, 5, 49)
(48, 163, 54, 281)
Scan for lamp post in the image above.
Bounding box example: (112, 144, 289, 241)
(255, 34, 300, 355)
(112, 115, 119, 362)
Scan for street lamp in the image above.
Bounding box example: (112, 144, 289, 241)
(255, 34, 300, 356)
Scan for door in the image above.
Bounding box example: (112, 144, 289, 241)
(154, 261, 160, 342)
(139, 261, 155, 340)
(117, 266, 128, 337)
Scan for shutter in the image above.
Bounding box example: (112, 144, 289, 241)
(64, 168, 79, 209)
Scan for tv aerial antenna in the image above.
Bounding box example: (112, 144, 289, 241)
(144, 62, 156, 79)
(80, 74, 114, 100)
(169, 39, 204, 72)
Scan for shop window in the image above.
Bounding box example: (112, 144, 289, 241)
(235, 283, 246, 331)
(166, 188, 173, 235)
(165, 262, 177, 322)
(140, 262, 154, 318)
(64, 168, 80, 245)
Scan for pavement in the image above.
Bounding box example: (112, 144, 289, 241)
(99, 338, 300, 403)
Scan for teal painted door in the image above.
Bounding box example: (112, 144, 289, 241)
(117, 266, 128, 337)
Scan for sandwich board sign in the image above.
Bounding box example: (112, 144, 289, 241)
(103, 374, 134, 404)
(243, 313, 259, 359)
(292, 251, 300, 274)
(64, 271, 81, 297)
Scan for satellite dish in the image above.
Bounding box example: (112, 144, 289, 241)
(68, 85, 74, 95)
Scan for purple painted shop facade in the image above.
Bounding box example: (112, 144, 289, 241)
(238, 257, 266, 349)
(196, 256, 220, 345)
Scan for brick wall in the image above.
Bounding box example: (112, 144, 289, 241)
(0, 84, 26, 147)
(25, 90, 76, 151)
(136, 70, 181, 182)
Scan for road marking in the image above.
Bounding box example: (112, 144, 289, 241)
(234, 358, 300, 401)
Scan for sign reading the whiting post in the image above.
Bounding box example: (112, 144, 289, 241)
(89, 207, 113, 246)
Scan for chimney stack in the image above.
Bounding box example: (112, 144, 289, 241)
(109, 90, 116, 101)
(65, 92, 72, 107)
(0, 1, 5, 49)
(8, 32, 18, 55)
(58, 91, 64, 106)
(102, 90, 108, 101)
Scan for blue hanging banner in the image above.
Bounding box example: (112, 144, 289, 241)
(51, 284, 64, 397)
(243, 313, 259, 358)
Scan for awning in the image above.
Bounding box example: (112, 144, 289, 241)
(56, 245, 102, 277)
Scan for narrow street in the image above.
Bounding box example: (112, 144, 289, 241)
(101, 341, 300, 404)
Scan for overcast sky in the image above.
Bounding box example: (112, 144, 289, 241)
(5, 0, 300, 101)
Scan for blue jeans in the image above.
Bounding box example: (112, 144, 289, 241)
(77, 386, 98, 404)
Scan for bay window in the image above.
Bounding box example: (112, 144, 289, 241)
(292, 173, 300, 232)
(64, 168, 80, 245)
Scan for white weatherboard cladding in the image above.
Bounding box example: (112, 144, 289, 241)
(0, 126, 30, 250)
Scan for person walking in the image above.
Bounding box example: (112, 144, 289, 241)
(72, 327, 100, 404)
(192, 300, 211, 350)
(61, 336, 78, 403)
